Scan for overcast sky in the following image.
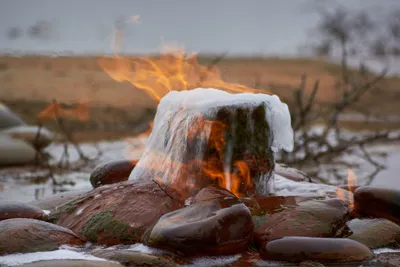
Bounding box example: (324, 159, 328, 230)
(0, 0, 399, 55)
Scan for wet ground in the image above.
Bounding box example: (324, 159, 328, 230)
(1, 136, 400, 203)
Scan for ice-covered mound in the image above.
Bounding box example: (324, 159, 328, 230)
(129, 88, 293, 197)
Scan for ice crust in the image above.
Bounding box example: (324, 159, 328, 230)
(153, 88, 293, 153)
(129, 88, 293, 194)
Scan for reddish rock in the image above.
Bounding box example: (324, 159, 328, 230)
(49, 180, 183, 245)
(0, 201, 45, 221)
(0, 218, 85, 255)
(260, 237, 373, 262)
(144, 187, 254, 256)
(192, 185, 235, 203)
(90, 160, 138, 188)
(29, 190, 88, 211)
(354, 186, 400, 223)
(253, 198, 350, 246)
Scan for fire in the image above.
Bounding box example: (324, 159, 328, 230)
(97, 16, 267, 197)
(336, 168, 357, 210)
(37, 101, 89, 121)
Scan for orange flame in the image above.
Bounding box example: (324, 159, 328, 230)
(336, 168, 357, 210)
(98, 16, 267, 198)
(98, 15, 267, 102)
(37, 101, 89, 121)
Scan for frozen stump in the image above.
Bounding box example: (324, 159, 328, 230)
(129, 88, 293, 198)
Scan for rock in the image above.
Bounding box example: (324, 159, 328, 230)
(375, 252, 400, 267)
(129, 89, 293, 198)
(253, 198, 350, 246)
(1, 125, 54, 149)
(253, 195, 297, 215)
(0, 134, 36, 166)
(29, 190, 89, 211)
(49, 181, 183, 245)
(91, 249, 178, 267)
(347, 218, 400, 248)
(192, 185, 235, 203)
(0, 218, 85, 255)
(90, 160, 138, 188)
(144, 186, 254, 256)
(354, 186, 400, 223)
(260, 237, 373, 262)
(0, 201, 45, 221)
(275, 163, 311, 182)
(0, 108, 25, 130)
(15, 260, 124, 267)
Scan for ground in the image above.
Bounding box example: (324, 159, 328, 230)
(1, 55, 400, 142)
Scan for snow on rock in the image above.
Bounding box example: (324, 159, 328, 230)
(0, 247, 110, 266)
(129, 88, 293, 196)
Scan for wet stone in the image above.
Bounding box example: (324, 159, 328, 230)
(29, 190, 88, 211)
(260, 237, 373, 262)
(253, 198, 350, 246)
(144, 187, 254, 256)
(0, 201, 45, 221)
(347, 218, 400, 248)
(90, 159, 138, 188)
(354, 187, 400, 223)
(91, 249, 178, 267)
(15, 260, 124, 267)
(0, 218, 85, 255)
(192, 185, 236, 203)
(49, 180, 183, 246)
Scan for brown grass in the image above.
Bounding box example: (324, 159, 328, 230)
(0, 55, 399, 141)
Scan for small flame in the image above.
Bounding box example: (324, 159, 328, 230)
(336, 168, 357, 210)
(37, 101, 89, 121)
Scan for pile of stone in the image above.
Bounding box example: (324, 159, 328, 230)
(1, 162, 400, 266)
(0, 103, 54, 166)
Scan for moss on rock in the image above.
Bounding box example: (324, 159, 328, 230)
(81, 209, 139, 243)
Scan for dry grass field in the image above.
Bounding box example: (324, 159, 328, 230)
(0, 55, 399, 141)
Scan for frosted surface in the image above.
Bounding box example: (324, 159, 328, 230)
(129, 88, 293, 195)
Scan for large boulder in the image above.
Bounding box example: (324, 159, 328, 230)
(0, 218, 85, 255)
(143, 186, 254, 256)
(0, 201, 45, 221)
(49, 180, 183, 245)
(253, 198, 350, 247)
(90, 160, 138, 188)
(0, 133, 36, 166)
(129, 89, 293, 198)
(1, 125, 54, 149)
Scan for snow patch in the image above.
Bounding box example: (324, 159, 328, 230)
(42, 210, 50, 215)
(181, 254, 241, 267)
(0, 248, 109, 266)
